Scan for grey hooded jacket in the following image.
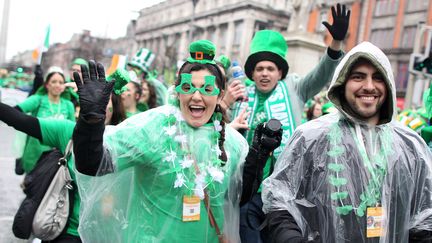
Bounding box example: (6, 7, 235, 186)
(262, 42, 432, 243)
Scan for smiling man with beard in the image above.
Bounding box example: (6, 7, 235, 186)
(262, 42, 432, 242)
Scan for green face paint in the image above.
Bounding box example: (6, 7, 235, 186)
(175, 73, 220, 96)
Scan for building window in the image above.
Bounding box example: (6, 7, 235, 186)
(208, 26, 216, 43)
(154, 38, 160, 53)
(407, 0, 428, 12)
(396, 62, 409, 91)
(174, 33, 181, 50)
(254, 21, 268, 36)
(219, 24, 228, 53)
(370, 28, 394, 49)
(400, 26, 417, 48)
(233, 20, 244, 46)
(374, 0, 399, 16)
(193, 28, 204, 41)
(148, 40, 153, 51)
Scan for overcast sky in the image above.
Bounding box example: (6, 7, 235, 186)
(1, 0, 166, 60)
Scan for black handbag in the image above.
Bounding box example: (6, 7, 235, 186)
(12, 141, 74, 240)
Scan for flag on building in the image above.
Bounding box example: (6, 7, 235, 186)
(32, 25, 50, 64)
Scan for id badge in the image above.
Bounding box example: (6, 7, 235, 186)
(366, 207, 383, 238)
(182, 195, 200, 222)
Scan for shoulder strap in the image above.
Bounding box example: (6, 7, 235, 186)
(192, 158, 226, 242)
(59, 140, 73, 166)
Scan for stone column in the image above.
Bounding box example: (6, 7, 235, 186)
(240, 18, 255, 64)
(285, 32, 326, 76)
(178, 30, 188, 61)
(213, 25, 221, 52)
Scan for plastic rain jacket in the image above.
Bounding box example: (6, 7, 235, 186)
(75, 105, 248, 243)
(262, 42, 432, 242)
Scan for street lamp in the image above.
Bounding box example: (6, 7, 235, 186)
(188, 0, 200, 42)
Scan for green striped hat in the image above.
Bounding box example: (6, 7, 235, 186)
(128, 48, 156, 73)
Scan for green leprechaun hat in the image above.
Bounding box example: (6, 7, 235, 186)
(244, 30, 289, 80)
(128, 48, 156, 73)
(107, 68, 131, 95)
(187, 40, 216, 65)
(215, 55, 231, 73)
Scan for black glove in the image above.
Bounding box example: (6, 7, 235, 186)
(251, 119, 283, 156)
(74, 60, 114, 121)
(34, 65, 43, 81)
(29, 65, 44, 96)
(322, 3, 351, 41)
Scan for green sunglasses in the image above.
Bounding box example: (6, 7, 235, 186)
(175, 73, 220, 96)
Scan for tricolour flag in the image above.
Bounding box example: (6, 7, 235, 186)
(32, 25, 51, 64)
(106, 54, 127, 76)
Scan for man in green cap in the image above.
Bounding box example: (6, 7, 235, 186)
(68, 58, 89, 83)
(233, 3, 350, 243)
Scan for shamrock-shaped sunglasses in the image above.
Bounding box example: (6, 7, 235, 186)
(175, 73, 220, 96)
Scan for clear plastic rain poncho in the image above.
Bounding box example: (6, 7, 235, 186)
(75, 104, 248, 242)
(262, 42, 432, 242)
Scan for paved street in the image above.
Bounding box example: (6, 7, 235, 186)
(0, 89, 31, 242)
(0, 122, 27, 243)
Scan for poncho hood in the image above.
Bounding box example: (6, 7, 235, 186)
(327, 42, 396, 125)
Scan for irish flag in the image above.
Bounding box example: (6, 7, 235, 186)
(32, 25, 50, 64)
(106, 54, 128, 76)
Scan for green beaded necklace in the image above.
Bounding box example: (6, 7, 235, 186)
(327, 122, 393, 217)
(160, 106, 226, 199)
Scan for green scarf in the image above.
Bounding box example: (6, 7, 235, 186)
(233, 81, 294, 158)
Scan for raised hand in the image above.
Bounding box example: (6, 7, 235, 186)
(34, 64, 43, 81)
(223, 80, 246, 105)
(74, 60, 114, 121)
(30, 64, 44, 95)
(229, 106, 250, 131)
(322, 3, 351, 41)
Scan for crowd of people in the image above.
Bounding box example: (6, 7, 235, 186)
(0, 2, 432, 243)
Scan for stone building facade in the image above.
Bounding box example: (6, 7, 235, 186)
(134, 0, 292, 71)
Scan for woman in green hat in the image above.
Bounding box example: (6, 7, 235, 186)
(71, 40, 281, 242)
(73, 37, 284, 243)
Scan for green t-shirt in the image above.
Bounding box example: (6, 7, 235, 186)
(18, 94, 75, 120)
(39, 118, 80, 237)
(18, 95, 75, 172)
